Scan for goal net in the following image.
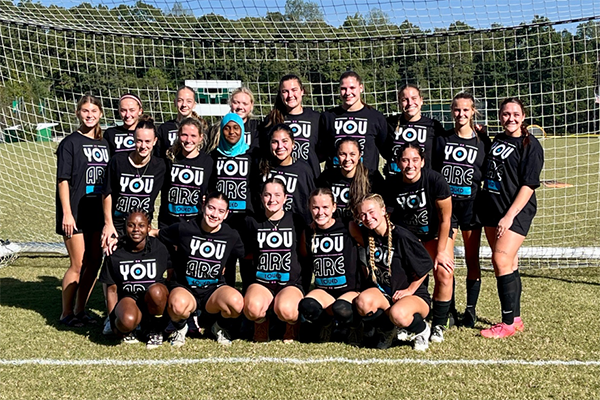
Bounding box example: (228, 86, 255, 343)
(1, 0, 600, 266)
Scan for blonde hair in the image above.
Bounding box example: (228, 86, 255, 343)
(360, 194, 394, 286)
(229, 87, 255, 118)
(166, 117, 208, 161)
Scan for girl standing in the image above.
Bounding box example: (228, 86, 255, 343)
(56, 94, 109, 326)
(104, 93, 144, 156)
(319, 71, 388, 174)
(478, 98, 544, 339)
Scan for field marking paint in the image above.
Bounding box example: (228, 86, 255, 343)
(1, 357, 600, 367)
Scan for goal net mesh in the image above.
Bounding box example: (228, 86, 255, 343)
(1, 0, 600, 265)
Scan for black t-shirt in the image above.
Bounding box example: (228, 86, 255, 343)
(245, 118, 260, 150)
(384, 114, 445, 176)
(260, 160, 316, 225)
(361, 224, 432, 297)
(317, 167, 385, 224)
(55, 132, 110, 233)
(384, 168, 451, 242)
(104, 125, 136, 157)
(480, 133, 544, 218)
(159, 217, 244, 291)
(305, 219, 360, 293)
(158, 151, 214, 228)
(99, 236, 171, 299)
(102, 152, 166, 232)
(433, 130, 491, 202)
(245, 212, 304, 289)
(156, 119, 179, 159)
(319, 106, 388, 173)
(210, 149, 255, 214)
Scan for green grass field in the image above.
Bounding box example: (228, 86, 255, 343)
(1, 256, 600, 399)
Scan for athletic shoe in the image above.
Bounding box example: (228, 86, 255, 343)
(430, 325, 445, 343)
(211, 321, 232, 346)
(396, 328, 414, 341)
(169, 323, 188, 347)
(319, 321, 333, 343)
(481, 322, 516, 339)
(363, 324, 376, 339)
(122, 331, 139, 344)
(102, 317, 113, 336)
(283, 322, 300, 344)
(514, 317, 524, 332)
(254, 319, 269, 343)
(413, 323, 430, 351)
(461, 308, 477, 329)
(346, 324, 363, 347)
(375, 326, 397, 350)
(146, 332, 163, 349)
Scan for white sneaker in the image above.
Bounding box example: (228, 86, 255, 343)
(122, 331, 139, 344)
(413, 323, 430, 351)
(169, 323, 188, 347)
(102, 317, 112, 336)
(396, 328, 414, 341)
(211, 321, 232, 346)
(146, 332, 163, 349)
(430, 325, 445, 343)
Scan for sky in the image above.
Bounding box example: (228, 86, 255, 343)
(31, 0, 600, 32)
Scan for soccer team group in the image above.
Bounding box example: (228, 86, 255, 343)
(56, 71, 544, 351)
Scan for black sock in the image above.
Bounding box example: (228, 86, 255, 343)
(172, 317, 187, 331)
(432, 300, 451, 327)
(363, 308, 393, 331)
(405, 313, 426, 334)
(513, 270, 522, 317)
(466, 279, 481, 310)
(497, 274, 517, 325)
(450, 277, 457, 314)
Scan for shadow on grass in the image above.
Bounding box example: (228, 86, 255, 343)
(520, 271, 600, 287)
(0, 275, 120, 346)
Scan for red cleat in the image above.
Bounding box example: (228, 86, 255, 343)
(514, 317, 524, 332)
(481, 322, 516, 339)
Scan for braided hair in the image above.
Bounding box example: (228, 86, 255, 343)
(360, 193, 394, 286)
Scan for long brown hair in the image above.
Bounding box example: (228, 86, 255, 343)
(166, 117, 208, 161)
(359, 194, 394, 286)
(451, 92, 482, 141)
(259, 124, 295, 177)
(499, 97, 530, 147)
(76, 94, 103, 139)
(337, 138, 371, 220)
(265, 74, 305, 128)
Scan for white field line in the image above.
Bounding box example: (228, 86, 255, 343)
(1, 357, 600, 367)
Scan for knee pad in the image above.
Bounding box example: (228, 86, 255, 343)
(331, 300, 353, 325)
(298, 298, 323, 323)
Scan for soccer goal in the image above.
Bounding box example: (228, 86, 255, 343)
(1, 0, 600, 266)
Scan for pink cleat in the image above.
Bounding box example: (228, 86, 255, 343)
(513, 317, 524, 332)
(481, 322, 516, 339)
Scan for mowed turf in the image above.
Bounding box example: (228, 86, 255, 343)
(1, 256, 599, 399)
(1, 136, 599, 249)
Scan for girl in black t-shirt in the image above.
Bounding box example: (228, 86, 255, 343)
(261, 74, 322, 178)
(104, 93, 144, 156)
(99, 209, 170, 348)
(156, 85, 205, 158)
(317, 138, 383, 224)
(478, 98, 544, 339)
(319, 71, 388, 173)
(157, 192, 245, 347)
(433, 92, 491, 328)
(158, 117, 213, 228)
(384, 143, 454, 344)
(101, 115, 166, 247)
(298, 188, 361, 343)
(350, 194, 433, 351)
(384, 84, 446, 176)
(243, 179, 305, 343)
(259, 124, 316, 225)
(57, 95, 109, 327)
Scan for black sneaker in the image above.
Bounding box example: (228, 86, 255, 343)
(461, 307, 477, 328)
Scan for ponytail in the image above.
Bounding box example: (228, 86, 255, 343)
(499, 97, 530, 147)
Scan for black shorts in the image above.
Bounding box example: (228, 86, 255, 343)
(363, 281, 432, 308)
(480, 204, 536, 237)
(451, 199, 481, 231)
(168, 281, 224, 314)
(254, 282, 304, 297)
(314, 287, 357, 300)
